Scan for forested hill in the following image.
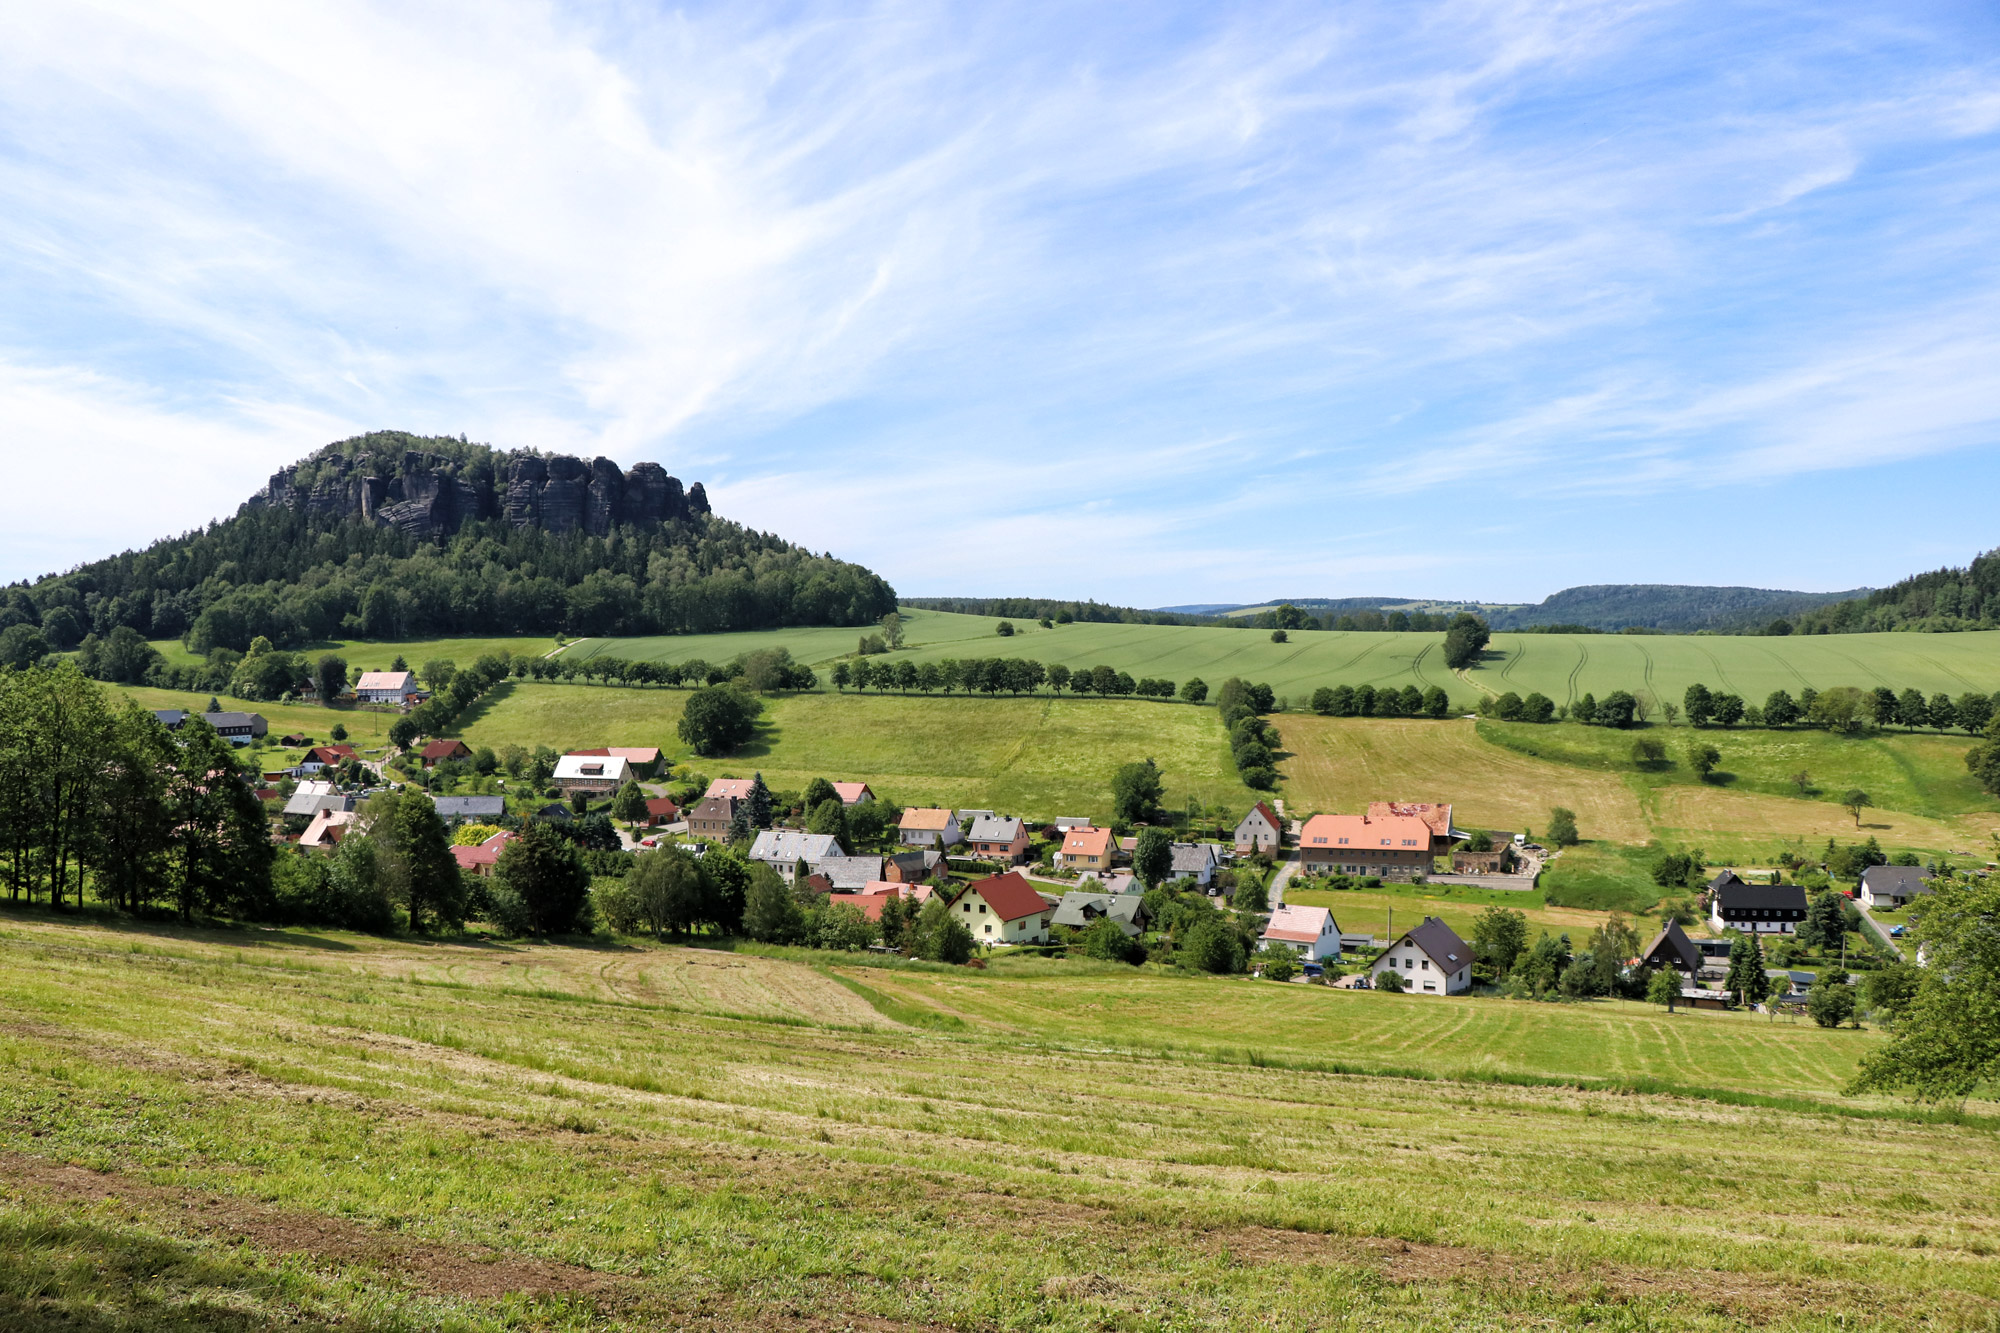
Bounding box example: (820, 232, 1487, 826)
(1793, 547, 2000, 634)
(2, 432, 896, 656)
(1486, 584, 1868, 633)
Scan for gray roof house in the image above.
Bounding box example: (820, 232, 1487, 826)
(1859, 865, 1933, 910)
(1368, 916, 1474, 995)
(750, 830, 845, 880)
(152, 709, 188, 729)
(203, 711, 268, 744)
(432, 795, 507, 823)
(809, 855, 883, 890)
(282, 781, 354, 819)
(1052, 892, 1149, 936)
(1169, 842, 1219, 887)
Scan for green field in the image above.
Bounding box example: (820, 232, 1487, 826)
(3, 909, 1995, 1331)
(575, 610, 2000, 708)
(457, 683, 1259, 818)
(149, 635, 561, 675)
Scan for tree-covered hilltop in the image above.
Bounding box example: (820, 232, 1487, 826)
(1, 431, 896, 654)
(1791, 548, 2000, 634)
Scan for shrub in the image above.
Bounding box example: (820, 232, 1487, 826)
(1260, 950, 1299, 982)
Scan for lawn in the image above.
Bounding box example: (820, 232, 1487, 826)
(99, 683, 401, 752)
(579, 612, 2000, 708)
(458, 683, 1257, 819)
(1282, 880, 1625, 944)
(3, 909, 1995, 1331)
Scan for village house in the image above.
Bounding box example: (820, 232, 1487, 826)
(420, 739, 472, 768)
(552, 753, 630, 796)
(1055, 825, 1116, 872)
(1051, 892, 1148, 937)
(807, 855, 882, 890)
(883, 849, 947, 882)
(831, 782, 875, 805)
(279, 732, 311, 747)
(282, 782, 352, 820)
(203, 711, 268, 745)
(1859, 865, 1933, 910)
(353, 670, 422, 705)
(687, 795, 741, 840)
(957, 870, 1055, 945)
(1076, 870, 1139, 896)
(1639, 919, 1702, 975)
(1260, 904, 1343, 962)
(749, 830, 845, 880)
(1366, 801, 1460, 853)
(827, 884, 927, 921)
(704, 778, 758, 801)
(1297, 810, 1433, 880)
(298, 808, 357, 849)
(432, 795, 506, 824)
(1369, 916, 1473, 994)
(152, 709, 187, 730)
(1169, 842, 1219, 888)
(450, 830, 516, 876)
(569, 747, 663, 777)
(295, 744, 356, 775)
(898, 807, 963, 849)
(640, 797, 681, 827)
(1234, 802, 1283, 854)
(1707, 871, 1807, 935)
(967, 815, 1030, 864)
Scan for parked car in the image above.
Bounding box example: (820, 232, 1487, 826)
(1890, 925, 1906, 937)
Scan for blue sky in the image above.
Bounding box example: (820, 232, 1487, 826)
(2, 1, 1997, 605)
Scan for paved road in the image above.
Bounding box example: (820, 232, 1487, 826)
(1855, 902, 1904, 959)
(1267, 853, 1299, 908)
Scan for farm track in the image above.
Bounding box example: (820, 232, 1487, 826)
(1564, 641, 1589, 706)
(1827, 645, 1894, 689)
(1914, 649, 1981, 691)
(1637, 643, 1656, 703)
(1697, 645, 1740, 696)
(1500, 638, 1527, 684)
(1757, 643, 1814, 693)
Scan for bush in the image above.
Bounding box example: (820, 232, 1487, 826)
(1260, 949, 1299, 982)
(1375, 967, 1405, 993)
(1078, 916, 1144, 964)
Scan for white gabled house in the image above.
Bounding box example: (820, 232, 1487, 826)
(1369, 916, 1473, 995)
(1260, 905, 1341, 962)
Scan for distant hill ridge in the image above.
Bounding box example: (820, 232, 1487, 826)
(1154, 584, 1872, 633)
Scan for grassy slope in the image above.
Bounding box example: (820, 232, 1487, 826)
(1276, 716, 1999, 860)
(457, 683, 1258, 818)
(150, 635, 560, 674)
(1284, 882, 1620, 944)
(2, 912, 1995, 1331)
(579, 610, 2000, 705)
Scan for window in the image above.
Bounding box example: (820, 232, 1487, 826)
(984, 923, 992, 934)
(1421, 959, 1430, 970)
(978, 904, 987, 914)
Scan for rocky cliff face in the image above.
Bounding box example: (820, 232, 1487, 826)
(253, 448, 708, 541)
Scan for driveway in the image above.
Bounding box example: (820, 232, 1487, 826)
(1267, 854, 1299, 908)
(1855, 902, 1904, 959)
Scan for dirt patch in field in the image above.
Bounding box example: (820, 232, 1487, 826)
(0, 1152, 630, 1304)
(1210, 1225, 1937, 1324)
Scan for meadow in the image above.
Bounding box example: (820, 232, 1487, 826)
(2, 909, 1996, 1331)
(149, 635, 561, 674)
(454, 683, 1259, 818)
(575, 608, 2000, 708)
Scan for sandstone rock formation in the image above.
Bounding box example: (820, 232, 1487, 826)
(253, 448, 700, 541)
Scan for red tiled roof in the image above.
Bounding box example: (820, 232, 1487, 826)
(827, 887, 926, 921)
(970, 870, 1050, 922)
(1298, 812, 1432, 851)
(644, 797, 680, 818)
(900, 807, 955, 831)
(705, 778, 756, 800)
(422, 739, 471, 761)
(831, 782, 873, 803)
(1367, 801, 1453, 841)
(450, 831, 515, 869)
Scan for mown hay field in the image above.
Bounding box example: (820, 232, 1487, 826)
(456, 683, 1259, 818)
(579, 609, 2000, 707)
(2, 912, 1996, 1331)
(1275, 716, 1999, 859)
(147, 635, 561, 673)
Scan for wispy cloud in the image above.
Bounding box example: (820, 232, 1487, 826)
(1, 0, 1997, 600)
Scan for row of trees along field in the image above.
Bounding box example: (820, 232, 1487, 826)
(1478, 681, 1999, 734)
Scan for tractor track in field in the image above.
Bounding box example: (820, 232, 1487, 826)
(1499, 638, 1527, 684)
(1826, 645, 1894, 689)
(1757, 643, 1813, 693)
(1697, 645, 1741, 696)
(1564, 641, 1589, 706)
(1913, 649, 1980, 690)
(1636, 643, 1656, 702)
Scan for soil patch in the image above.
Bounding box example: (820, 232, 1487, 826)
(0, 1151, 629, 1304)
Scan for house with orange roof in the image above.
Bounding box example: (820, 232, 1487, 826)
(1055, 825, 1116, 872)
(704, 778, 757, 801)
(1298, 811, 1434, 880)
(831, 782, 875, 805)
(1365, 801, 1460, 852)
(898, 807, 962, 849)
(827, 884, 929, 921)
(954, 870, 1055, 945)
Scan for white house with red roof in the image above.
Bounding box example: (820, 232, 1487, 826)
(1298, 811, 1435, 880)
(831, 781, 875, 805)
(1234, 802, 1283, 854)
(1260, 905, 1342, 962)
(450, 830, 516, 876)
(956, 870, 1054, 945)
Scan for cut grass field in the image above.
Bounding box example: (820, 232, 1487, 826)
(1276, 716, 2000, 860)
(148, 634, 561, 674)
(577, 608, 2000, 707)
(3, 909, 1996, 1331)
(458, 682, 1259, 817)
(99, 683, 400, 752)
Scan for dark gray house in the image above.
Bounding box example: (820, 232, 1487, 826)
(1707, 872, 1807, 936)
(1859, 865, 1932, 910)
(432, 795, 507, 823)
(202, 711, 268, 745)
